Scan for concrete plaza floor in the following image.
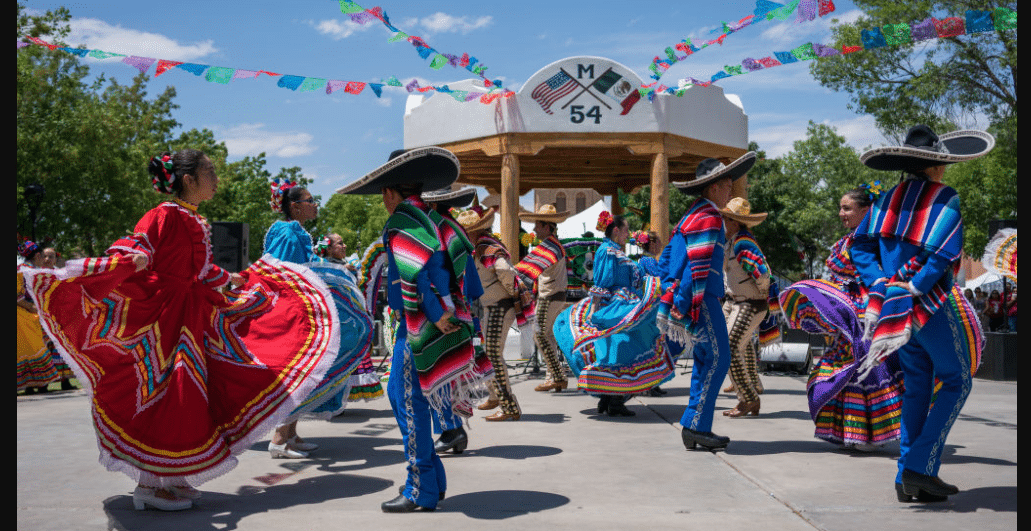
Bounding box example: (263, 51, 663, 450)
(17, 330, 1017, 531)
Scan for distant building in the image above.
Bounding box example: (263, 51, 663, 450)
(482, 188, 603, 216)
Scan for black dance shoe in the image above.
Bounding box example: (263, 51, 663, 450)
(433, 427, 468, 454)
(606, 396, 636, 417)
(647, 386, 668, 397)
(901, 470, 959, 497)
(398, 485, 445, 501)
(381, 495, 435, 513)
(681, 428, 730, 451)
(895, 482, 948, 503)
(597, 395, 611, 414)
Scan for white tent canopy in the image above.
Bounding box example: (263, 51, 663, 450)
(964, 271, 1007, 291)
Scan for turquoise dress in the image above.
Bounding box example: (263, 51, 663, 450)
(554, 238, 673, 395)
(264, 220, 373, 419)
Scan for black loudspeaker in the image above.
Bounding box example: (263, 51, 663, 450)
(977, 332, 1018, 381)
(988, 219, 1017, 239)
(210, 222, 250, 272)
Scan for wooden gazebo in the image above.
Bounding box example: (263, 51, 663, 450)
(402, 56, 749, 252)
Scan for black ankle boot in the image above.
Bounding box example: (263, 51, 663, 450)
(433, 427, 468, 454)
(901, 469, 958, 497)
(597, 395, 611, 414)
(681, 428, 729, 451)
(606, 396, 636, 417)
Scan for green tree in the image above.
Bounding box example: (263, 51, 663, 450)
(315, 194, 389, 258)
(17, 4, 180, 256)
(808, 0, 1017, 257)
(809, 0, 1016, 139)
(749, 124, 883, 280)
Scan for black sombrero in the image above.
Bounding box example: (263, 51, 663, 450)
(336, 146, 460, 195)
(860, 125, 995, 173)
(422, 185, 477, 209)
(673, 151, 756, 195)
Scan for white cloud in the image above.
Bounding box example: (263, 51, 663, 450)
(310, 18, 373, 40)
(64, 17, 216, 61)
(217, 124, 317, 158)
(415, 12, 492, 34)
(750, 115, 887, 158)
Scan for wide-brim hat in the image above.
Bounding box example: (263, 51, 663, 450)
(719, 197, 767, 227)
(860, 125, 995, 173)
(518, 204, 570, 223)
(673, 151, 756, 195)
(336, 146, 460, 195)
(422, 185, 477, 208)
(456, 206, 496, 233)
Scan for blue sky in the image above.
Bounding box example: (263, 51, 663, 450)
(20, 0, 984, 206)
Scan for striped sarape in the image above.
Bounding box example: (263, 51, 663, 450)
(855, 179, 964, 380)
(779, 278, 904, 445)
(384, 199, 480, 416)
(555, 252, 672, 395)
(428, 210, 493, 400)
(515, 235, 566, 323)
(656, 198, 722, 346)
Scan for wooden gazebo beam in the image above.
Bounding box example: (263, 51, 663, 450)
(439, 132, 747, 253)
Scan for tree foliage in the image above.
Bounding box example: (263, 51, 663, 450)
(748, 128, 884, 280)
(810, 0, 1017, 139)
(809, 0, 1017, 256)
(16, 4, 340, 264)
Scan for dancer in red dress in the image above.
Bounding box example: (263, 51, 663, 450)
(22, 150, 339, 510)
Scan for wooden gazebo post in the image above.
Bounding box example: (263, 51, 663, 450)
(500, 153, 520, 254)
(650, 152, 670, 245)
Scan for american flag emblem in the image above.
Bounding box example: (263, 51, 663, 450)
(530, 71, 579, 115)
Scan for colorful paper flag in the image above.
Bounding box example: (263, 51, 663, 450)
(205, 66, 235, 84)
(122, 56, 156, 73)
(934, 17, 966, 38)
(277, 75, 305, 90)
(155, 59, 182, 77)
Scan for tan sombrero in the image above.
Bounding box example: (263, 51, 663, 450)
(673, 151, 756, 195)
(719, 197, 767, 227)
(518, 204, 570, 223)
(456, 206, 496, 233)
(336, 146, 459, 195)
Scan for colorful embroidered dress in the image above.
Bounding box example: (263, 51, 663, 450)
(264, 220, 373, 418)
(22, 200, 339, 487)
(779, 232, 905, 445)
(555, 239, 673, 394)
(16, 267, 60, 391)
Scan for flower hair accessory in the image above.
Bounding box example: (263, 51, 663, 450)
(313, 235, 330, 258)
(269, 177, 297, 212)
(596, 210, 614, 232)
(149, 153, 177, 194)
(631, 230, 651, 247)
(18, 239, 40, 258)
(859, 180, 883, 202)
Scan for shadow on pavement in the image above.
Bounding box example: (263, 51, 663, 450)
(247, 435, 407, 473)
(458, 444, 562, 460)
(436, 489, 570, 519)
(906, 485, 1017, 513)
(104, 473, 394, 530)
